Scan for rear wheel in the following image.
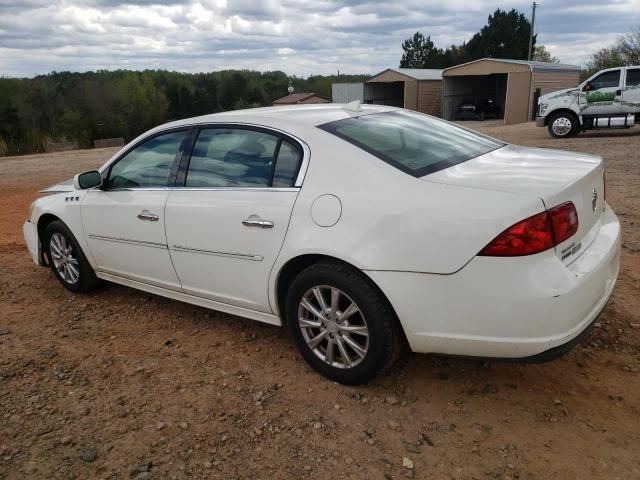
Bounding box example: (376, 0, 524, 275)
(44, 220, 100, 293)
(548, 112, 580, 138)
(286, 262, 406, 385)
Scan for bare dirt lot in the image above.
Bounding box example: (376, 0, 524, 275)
(1, 122, 639, 480)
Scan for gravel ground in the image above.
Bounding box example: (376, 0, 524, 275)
(0, 122, 639, 480)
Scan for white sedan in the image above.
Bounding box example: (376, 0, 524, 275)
(23, 103, 621, 384)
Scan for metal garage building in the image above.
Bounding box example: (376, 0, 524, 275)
(331, 68, 443, 116)
(365, 68, 444, 116)
(442, 58, 580, 125)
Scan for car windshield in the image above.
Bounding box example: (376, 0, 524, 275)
(319, 111, 504, 177)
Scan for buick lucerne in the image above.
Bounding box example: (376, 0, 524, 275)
(24, 104, 621, 384)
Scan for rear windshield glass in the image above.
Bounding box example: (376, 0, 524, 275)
(319, 111, 504, 177)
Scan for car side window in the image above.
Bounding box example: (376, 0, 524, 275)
(272, 140, 303, 187)
(106, 130, 188, 189)
(626, 68, 640, 87)
(185, 128, 302, 188)
(589, 70, 621, 90)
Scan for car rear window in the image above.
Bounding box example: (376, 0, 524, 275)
(319, 111, 504, 177)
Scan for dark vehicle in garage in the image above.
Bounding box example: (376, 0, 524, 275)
(457, 98, 501, 120)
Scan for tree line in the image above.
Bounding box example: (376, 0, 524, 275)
(0, 70, 366, 156)
(400, 9, 537, 69)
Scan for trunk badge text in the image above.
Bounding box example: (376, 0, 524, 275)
(592, 188, 598, 212)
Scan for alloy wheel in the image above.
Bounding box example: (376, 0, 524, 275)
(49, 232, 80, 284)
(297, 285, 369, 369)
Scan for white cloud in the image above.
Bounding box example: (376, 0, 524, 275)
(0, 0, 638, 77)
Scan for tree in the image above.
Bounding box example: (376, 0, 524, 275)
(465, 9, 535, 61)
(399, 8, 534, 69)
(532, 45, 559, 63)
(400, 32, 444, 68)
(584, 47, 626, 78)
(617, 27, 640, 65)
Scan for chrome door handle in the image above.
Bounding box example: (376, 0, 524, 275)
(242, 215, 274, 229)
(137, 211, 159, 222)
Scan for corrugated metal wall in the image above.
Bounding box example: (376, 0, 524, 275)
(331, 83, 364, 103)
(529, 71, 581, 119)
(505, 71, 532, 125)
(418, 80, 443, 116)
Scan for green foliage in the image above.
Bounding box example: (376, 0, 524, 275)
(0, 69, 368, 155)
(533, 46, 559, 63)
(400, 8, 535, 69)
(582, 27, 639, 80)
(400, 33, 446, 68)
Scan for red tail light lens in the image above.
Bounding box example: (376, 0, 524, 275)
(548, 202, 579, 244)
(479, 202, 579, 257)
(479, 211, 554, 256)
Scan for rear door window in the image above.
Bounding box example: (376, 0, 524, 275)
(626, 68, 640, 87)
(319, 111, 503, 177)
(185, 128, 302, 188)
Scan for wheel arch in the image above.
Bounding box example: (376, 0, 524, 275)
(545, 108, 581, 126)
(37, 213, 63, 265)
(274, 253, 403, 334)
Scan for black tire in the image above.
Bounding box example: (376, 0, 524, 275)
(547, 112, 580, 138)
(44, 220, 100, 293)
(285, 261, 407, 385)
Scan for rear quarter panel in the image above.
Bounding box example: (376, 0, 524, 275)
(270, 128, 545, 310)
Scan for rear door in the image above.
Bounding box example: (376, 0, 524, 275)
(165, 125, 306, 313)
(621, 67, 640, 113)
(82, 129, 191, 289)
(579, 69, 623, 115)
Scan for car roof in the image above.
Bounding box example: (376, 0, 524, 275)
(156, 103, 399, 132)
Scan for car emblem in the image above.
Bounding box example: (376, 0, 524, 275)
(592, 188, 598, 212)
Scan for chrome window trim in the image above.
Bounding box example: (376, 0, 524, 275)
(99, 121, 310, 189)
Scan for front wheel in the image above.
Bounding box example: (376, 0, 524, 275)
(548, 112, 580, 138)
(286, 262, 406, 385)
(44, 220, 100, 293)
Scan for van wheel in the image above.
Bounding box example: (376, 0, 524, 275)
(286, 262, 407, 385)
(548, 112, 580, 138)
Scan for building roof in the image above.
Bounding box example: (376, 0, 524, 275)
(368, 68, 444, 82)
(272, 92, 330, 105)
(444, 58, 580, 74)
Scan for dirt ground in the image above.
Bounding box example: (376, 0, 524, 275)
(0, 122, 639, 480)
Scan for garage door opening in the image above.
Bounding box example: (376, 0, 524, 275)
(442, 74, 507, 122)
(364, 81, 404, 107)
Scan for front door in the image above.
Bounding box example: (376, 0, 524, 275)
(622, 67, 640, 113)
(579, 69, 623, 115)
(82, 129, 191, 290)
(165, 126, 304, 312)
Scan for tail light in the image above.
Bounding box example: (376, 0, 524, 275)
(548, 202, 579, 243)
(479, 202, 579, 257)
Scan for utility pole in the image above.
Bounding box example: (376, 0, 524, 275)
(528, 2, 537, 61)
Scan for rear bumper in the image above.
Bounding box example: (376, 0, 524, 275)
(536, 116, 546, 127)
(23, 220, 41, 266)
(366, 204, 621, 358)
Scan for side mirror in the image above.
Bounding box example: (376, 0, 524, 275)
(583, 82, 593, 92)
(73, 170, 102, 190)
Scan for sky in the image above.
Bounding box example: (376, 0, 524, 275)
(0, 0, 639, 78)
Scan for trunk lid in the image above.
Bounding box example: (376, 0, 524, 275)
(423, 144, 605, 265)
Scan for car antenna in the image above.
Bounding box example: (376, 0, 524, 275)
(343, 100, 362, 112)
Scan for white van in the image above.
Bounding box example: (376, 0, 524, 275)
(537, 66, 640, 138)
